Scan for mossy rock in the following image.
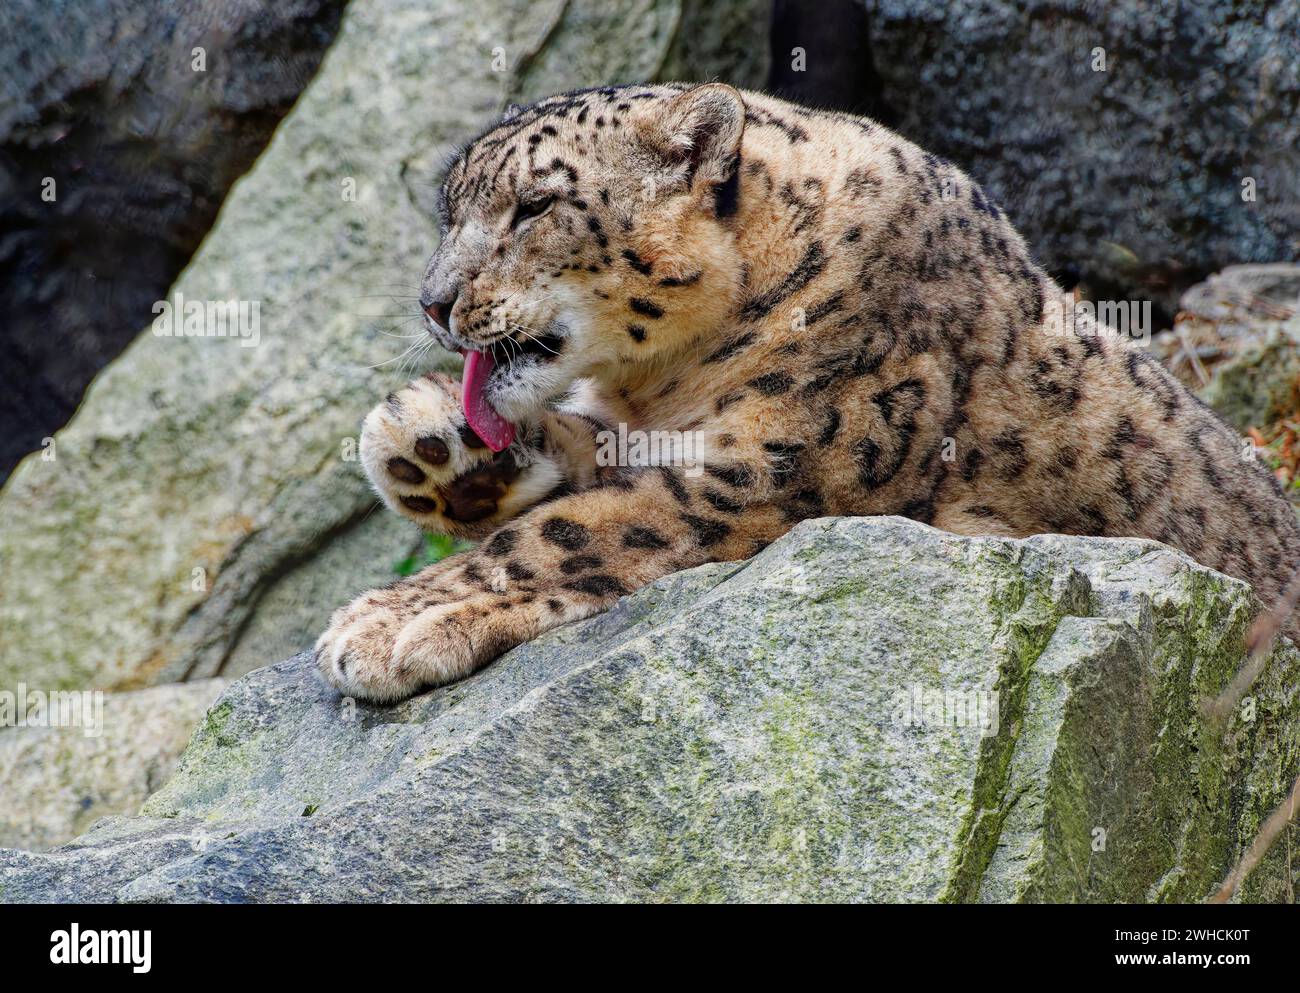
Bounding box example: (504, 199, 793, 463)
(3, 518, 1295, 903)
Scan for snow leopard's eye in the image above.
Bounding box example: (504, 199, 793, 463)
(512, 195, 556, 228)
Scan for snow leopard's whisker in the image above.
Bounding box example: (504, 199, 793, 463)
(361, 314, 428, 340)
(509, 324, 561, 356)
(357, 336, 430, 372)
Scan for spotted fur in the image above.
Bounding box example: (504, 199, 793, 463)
(317, 83, 1299, 702)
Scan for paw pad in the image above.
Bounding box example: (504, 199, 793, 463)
(415, 435, 450, 466)
(443, 449, 521, 523)
(400, 495, 440, 514)
(387, 456, 426, 483)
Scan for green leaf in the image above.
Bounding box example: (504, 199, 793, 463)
(394, 533, 474, 576)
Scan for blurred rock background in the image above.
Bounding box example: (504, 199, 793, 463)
(0, 0, 1296, 854)
(843, 0, 1298, 318)
(0, 0, 350, 480)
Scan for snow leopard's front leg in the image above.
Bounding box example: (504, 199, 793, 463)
(360, 372, 603, 539)
(315, 464, 790, 701)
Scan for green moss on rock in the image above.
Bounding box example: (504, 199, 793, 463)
(2, 518, 1297, 903)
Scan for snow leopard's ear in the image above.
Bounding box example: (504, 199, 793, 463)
(501, 102, 526, 122)
(637, 83, 745, 191)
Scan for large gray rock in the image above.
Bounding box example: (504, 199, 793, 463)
(0, 0, 772, 695)
(3, 518, 1295, 903)
(0, 0, 349, 479)
(860, 0, 1300, 316)
(0, 679, 227, 852)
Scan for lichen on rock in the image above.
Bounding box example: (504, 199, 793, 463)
(3, 518, 1295, 903)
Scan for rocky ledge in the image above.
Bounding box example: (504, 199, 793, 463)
(2, 517, 1296, 903)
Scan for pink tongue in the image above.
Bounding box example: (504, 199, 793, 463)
(460, 350, 516, 452)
